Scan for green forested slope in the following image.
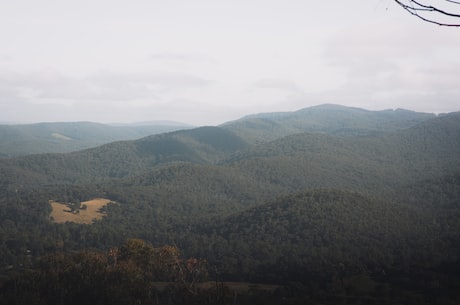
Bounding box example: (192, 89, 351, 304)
(222, 104, 436, 142)
(0, 126, 249, 186)
(0, 108, 459, 304)
(186, 189, 436, 280)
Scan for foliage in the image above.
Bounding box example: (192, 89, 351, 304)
(0, 107, 459, 304)
(222, 104, 435, 143)
(0, 239, 209, 305)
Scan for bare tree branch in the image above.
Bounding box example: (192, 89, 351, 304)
(394, 0, 460, 26)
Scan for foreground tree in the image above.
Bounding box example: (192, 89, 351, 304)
(394, 0, 460, 26)
(0, 239, 209, 305)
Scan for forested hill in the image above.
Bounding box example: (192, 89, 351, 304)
(0, 111, 459, 192)
(0, 126, 250, 186)
(188, 189, 437, 282)
(221, 104, 436, 143)
(0, 121, 192, 157)
(225, 112, 460, 194)
(0, 104, 435, 157)
(1, 106, 460, 304)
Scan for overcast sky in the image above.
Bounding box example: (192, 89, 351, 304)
(1, 0, 459, 125)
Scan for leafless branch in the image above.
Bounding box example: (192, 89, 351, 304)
(394, 0, 460, 26)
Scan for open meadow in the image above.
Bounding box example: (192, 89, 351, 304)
(49, 198, 112, 224)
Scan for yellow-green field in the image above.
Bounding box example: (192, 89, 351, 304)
(49, 198, 112, 224)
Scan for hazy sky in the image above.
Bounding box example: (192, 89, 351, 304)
(1, 0, 459, 125)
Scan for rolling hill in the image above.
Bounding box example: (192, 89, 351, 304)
(0, 105, 459, 304)
(1, 109, 458, 212)
(222, 104, 436, 142)
(0, 121, 192, 157)
(0, 104, 435, 157)
(188, 189, 435, 282)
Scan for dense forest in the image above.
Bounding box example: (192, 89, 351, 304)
(0, 105, 459, 304)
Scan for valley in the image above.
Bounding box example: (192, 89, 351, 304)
(0, 105, 459, 304)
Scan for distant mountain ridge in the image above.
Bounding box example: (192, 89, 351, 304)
(0, 121, 193, 157)
(0, 105, 456, 188)
(222, 104, 436, 142)
(0, 104, 460, 303)
(1, 110, 458, 197)
(0, 104, 438, 157)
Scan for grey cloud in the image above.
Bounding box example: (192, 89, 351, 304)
(414, 64, 460, 90)
(323, 26, 460, 81)
(0, 70, 211, 102)
(83, 71, 211, 97)
(298, 77, 460, 115)
(319, 25, 460, 114)
(150, 52, 212, 63)
(252, 78, 303, 93)
(0, 82, 24, 103)
(0, 54, 12, 61)
(371, 90, 460, 114)
(324, 25, 458, 62)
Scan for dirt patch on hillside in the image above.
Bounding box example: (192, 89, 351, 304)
(49, 198, 112, 224)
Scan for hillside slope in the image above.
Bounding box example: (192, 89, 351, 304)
(187, 189, 435, 281)
(222, 104, 436, 142)
(0, 121, 192, 157)
(0, 126, 249, 186)
(0, 107, 459, 304)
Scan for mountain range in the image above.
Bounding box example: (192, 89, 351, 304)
(0, 121, 192, 157)
(1, 104, 459, 304)
(0, 104, 438, 157)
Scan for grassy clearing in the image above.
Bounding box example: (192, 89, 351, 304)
(51, 133, 72, 140)
(49, 198, 112, 224)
